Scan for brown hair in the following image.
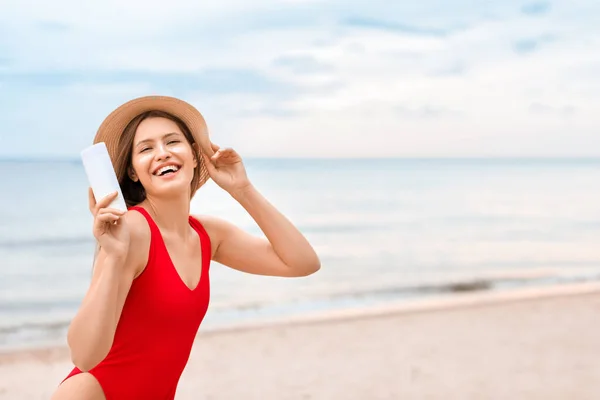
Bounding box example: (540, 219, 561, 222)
(113, 110, 202, 207)
(91, 110, 202, 271)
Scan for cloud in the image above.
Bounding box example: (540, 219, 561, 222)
(0, 0, 599, 158)
(427, 61, 467, 77)
(521, 2, 552, 16)
(272, 55, 335, 75)
(339, 17, 458, 36)
(395, 105, 463, 119)
(36, 20, 71, 32)
(513, 39, 541, 54)
(529, 102, 576, 116)
(512, 34, 556, 54)
(0, 69, 294, 95)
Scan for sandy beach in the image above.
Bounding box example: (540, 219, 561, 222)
(2, 282, 600, 399)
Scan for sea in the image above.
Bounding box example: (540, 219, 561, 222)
(1, 157, 599, 351)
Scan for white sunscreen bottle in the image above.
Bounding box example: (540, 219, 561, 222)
(81, 142, 127, 212)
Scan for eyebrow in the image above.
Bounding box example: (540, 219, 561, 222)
(135, 132, 181, 148)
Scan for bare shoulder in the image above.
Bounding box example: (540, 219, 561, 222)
(191, 213, 226, 229)
(123, 209, 151, 241)
(190, 214, 232, 253)
(90, 209, 151, 281)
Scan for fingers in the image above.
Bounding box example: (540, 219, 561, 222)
(100, 208, 126, 216)
(202, 143, 239, 172)
(202, 152, 217, 173)
(93, 191, 119, 214)
(199, 142, 219, 159)
(211, 147, 234, 162)
(210, 150, 221, 163)
(96, 212, 120, 223)
(96, 208, 126, 224)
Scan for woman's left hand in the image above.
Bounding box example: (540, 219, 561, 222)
(202, 143, 252, 196)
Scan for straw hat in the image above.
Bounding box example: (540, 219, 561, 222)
(93, 95, 214, 195)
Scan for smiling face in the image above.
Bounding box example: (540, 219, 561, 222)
(128, 116, 199, 199)
(114, 110, 202, 207)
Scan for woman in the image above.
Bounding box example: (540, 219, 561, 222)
(51, 96, 321, 400)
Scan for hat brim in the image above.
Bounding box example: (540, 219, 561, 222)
(94, 95, 214, 195)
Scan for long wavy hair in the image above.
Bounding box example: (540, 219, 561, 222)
(92, 110, 202, 268)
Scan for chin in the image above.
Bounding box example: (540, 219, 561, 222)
(146, 171, 194, 197)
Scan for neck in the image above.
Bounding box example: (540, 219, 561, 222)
(141, 191, 192, 238)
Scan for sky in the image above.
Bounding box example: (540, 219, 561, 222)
(0, 0, 598, 158)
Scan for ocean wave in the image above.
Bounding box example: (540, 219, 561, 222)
(0, 298, 81, 313)
(2, 271, 599, 345)
(205, 270, 600, 312)
(299, 223, 390, 234)
(0, 319, 70, 334)
(0, 236, 94, 249)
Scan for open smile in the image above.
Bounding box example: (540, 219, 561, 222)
(152, 163, 181, 178)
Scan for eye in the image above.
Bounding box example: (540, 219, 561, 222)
(167, 140, 180, 145)
(140, 147, 151, 153)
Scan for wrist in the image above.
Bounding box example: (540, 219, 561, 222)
(104, 253, 127, 269)
(230, 182, 255, 201)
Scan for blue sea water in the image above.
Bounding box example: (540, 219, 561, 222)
(0, 157, 599, 351)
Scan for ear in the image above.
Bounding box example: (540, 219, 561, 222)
(128, 166, 139, 182)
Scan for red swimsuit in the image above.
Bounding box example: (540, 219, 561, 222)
(62, 206, 211, 399)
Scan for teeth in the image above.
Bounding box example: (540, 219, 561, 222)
(155, 165, 179, 175)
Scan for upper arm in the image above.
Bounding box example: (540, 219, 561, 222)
(196, 215, 306, 277)
(87, 210, 150, 309)
(68, 210, 150, 369)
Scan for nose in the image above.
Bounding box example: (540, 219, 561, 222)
(155, 142, 171, 161)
